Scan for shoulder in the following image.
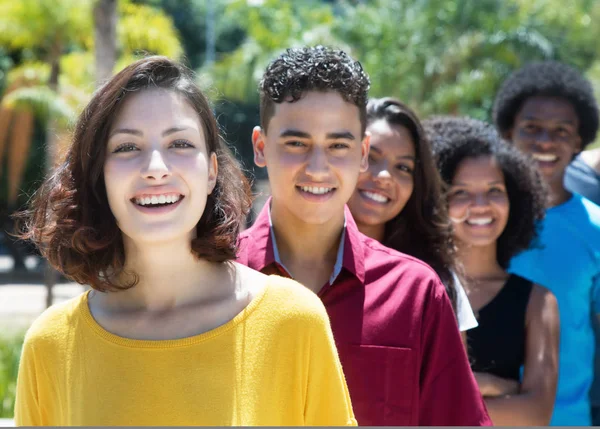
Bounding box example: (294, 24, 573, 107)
(361, 234, 447, 297)
(23, 292, 87, 349)
(526, 283, 559, 326)
(235, 263, 329, 325)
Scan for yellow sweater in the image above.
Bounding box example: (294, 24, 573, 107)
(14, 276, 356, 426)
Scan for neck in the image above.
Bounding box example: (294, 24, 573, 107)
(356, 221, 385, 242)
(270, 200, 344, 288)
(457, 241, 504, 285)
(547, 179, 572, 208)
(109, 235, 225, 311)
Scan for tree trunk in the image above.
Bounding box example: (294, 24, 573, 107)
(94, 0, 118, 86)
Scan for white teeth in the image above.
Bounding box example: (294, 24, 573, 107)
(361, 191, 389, 204)
(300, 186, 333, 195)
(533, 153, 558, 162)
(134, 194, 181, 206)
(467, 217, 493, 226)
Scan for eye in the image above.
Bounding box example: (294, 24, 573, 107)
(331, 142, 350, 150)
(113, 143, 139, 153)
(395, 164, 413, 174)
(556, 128, 571, 137)
(489, 187, 505, 194)
(170, 139, 194, 149)
(285, 140, 306, 148)
(450, 189, 468, 197)
(523, 124, 538, 133)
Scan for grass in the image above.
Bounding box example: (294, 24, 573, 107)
(0, 333, 24, 418)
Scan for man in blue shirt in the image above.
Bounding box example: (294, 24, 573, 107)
(565, 148, 600, 206)
(493, 61, 600, 425)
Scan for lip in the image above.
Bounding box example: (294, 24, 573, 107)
(131, 196, 184, 214)
(131, 185, 184, 200)
(295, 185, 336, 203)
(464, 217, 495, 228)
(358, 186, 392, 204)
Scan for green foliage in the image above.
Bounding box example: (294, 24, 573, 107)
(0, 333, 24, 418)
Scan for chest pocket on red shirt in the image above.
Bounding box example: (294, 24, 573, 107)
(337, 344, 415, 426)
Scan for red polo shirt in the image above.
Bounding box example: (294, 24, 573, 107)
(237, 202, 491, 426)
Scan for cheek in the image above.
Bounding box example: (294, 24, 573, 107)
(448, 199, 469, 217)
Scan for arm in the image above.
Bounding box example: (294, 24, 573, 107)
(14, 340, 42, 426)
(481, 284, 560, 426)
(304, 306, 357, 426)
(419, 277, 492, 426)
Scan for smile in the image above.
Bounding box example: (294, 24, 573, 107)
(465, 217, 493, 226)
(360, 190, 390, 204)
(132, 193, 183, 207)
(532, 153, 558, 162)
(299, 186, 334, 195)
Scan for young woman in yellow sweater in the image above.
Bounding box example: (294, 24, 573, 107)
(13, 56, 355, 426)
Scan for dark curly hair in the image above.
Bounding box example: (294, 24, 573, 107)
(259, 45, 370, 134)
(493, 61, 599, 148)
(365, 98, 457, 312)
(15, 56, 252, 292)
(424, 116, 547, 269)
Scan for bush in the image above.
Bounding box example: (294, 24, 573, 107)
(0, 333, 24, 418)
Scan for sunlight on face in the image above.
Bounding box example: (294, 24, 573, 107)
(448, 156, 510, 249)
(348, 120, 416, 229)
(103, 88, 217, 247)
(253, 91, 369, 226)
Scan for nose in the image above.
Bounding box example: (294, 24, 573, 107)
(471, 192, 491, 209)
(371, 159, 393, 183)
(305, 147, 330, 180)
(142, 149, 171, 180)
(532, 128, 555, 148)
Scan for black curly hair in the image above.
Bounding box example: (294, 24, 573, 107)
(259, 45, 370, 134)
(365, 98, 457, 312)
(493, 61, 599, 148)
(424, 116, 547, 269)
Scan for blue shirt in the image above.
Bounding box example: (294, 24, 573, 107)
(509, 194, 600, 425)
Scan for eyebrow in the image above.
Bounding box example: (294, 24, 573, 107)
(453, 180, 505, 186)
(520, 115, 577, 125)
(279, 129, 356, 140)
(109, 126, 191, 138)
(370, 146, 415, 160)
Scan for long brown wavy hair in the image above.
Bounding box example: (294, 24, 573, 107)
(15, 56, 252, 292)
(367, 97, 458, 311)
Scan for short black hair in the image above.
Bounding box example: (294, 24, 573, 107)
(424, 116, 547, 269)
(259, 45, 370, 134)
(493, 61, 599, 148)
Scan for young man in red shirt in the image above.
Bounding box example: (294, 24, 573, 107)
(236, 46, 490, 426)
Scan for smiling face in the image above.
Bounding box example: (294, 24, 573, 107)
(103, 88, 217, 246)
(347, 119, 416, 229)
(509, 95, 581, 187)
(253, 90, 369, 226)
(448, 156, 510, 248)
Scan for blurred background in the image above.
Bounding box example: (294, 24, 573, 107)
(0, 0, 599, 421)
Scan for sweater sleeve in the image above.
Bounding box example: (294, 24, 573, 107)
(14, 339, 43, 426)
(419, 277, 492, 426)
(304, 307, 357, 426)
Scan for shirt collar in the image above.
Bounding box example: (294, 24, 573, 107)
(268, 204, 346, 284)
(245, 197, 366, 284)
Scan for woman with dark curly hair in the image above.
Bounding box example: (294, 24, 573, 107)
(13, 56, 355, 426)
(347, 97, 477, 336)
(425, 116, 559, 426)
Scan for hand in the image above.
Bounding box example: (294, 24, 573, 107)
(474, 371, 520, 397)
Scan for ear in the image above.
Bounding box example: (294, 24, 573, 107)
(252, 126, 267, 168)
(502, 128, 513, 142)
(208, 152, 218, 195)
(574, 135, 583, 155)
(359, 131, 371, 173)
